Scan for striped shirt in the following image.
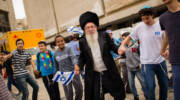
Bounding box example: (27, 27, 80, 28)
(12, 49, 31, 76)
(0, 75, 13, 100)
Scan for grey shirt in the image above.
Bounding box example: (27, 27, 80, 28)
(54, 46, 77, 72)
(125, 43, 140, 71)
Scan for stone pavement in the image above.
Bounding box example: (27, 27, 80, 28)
(8, 62, 174, 100)
(9, 75, 174, 100)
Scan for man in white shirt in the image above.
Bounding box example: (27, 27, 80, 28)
(119, 6, 168, 100)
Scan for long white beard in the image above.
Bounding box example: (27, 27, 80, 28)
(85, 31, 99, 48)
(85, 31, 107, 72)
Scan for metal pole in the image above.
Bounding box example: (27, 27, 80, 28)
(51, 0, 60, 34)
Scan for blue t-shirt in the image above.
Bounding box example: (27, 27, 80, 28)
(36, 51, 55, 76)
(113, 38, 122, 47)
(68, 41, 80, 56)
(110, 51, 119, 59)
(110, 38, 121, 59)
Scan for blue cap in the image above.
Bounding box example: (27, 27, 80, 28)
(141, 5, 152, 9)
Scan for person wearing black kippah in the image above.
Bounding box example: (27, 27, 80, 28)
(74, 11, 125, 100)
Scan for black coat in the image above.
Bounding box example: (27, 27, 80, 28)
(78, 31, 125, 100)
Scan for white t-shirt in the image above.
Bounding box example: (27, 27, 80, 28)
(130, 21, 165, 64)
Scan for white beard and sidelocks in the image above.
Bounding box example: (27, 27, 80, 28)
(85, 31, 107, 72)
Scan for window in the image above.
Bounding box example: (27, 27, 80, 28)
(0, 10, 10, 33)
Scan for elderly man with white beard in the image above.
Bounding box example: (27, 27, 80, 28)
(74, 11, 125, 100)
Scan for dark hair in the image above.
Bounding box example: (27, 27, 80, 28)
(55, 35, 64, 42)
(38, 41, 47, 46)
(73, 35, 78, 40)
(1, 50, 10, 54)
(16, 38, 24, 45)
(138, 8, 155, 17)
(50, 45, 55, 49)
(122, 32, 130, 37)
(68, 36, 73, 41)
(68, 35, 78, 41)
(50, 43, 56, 49)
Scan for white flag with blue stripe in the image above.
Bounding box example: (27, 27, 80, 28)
(67, 26, 84, 35)
(53, 71, 75, 86)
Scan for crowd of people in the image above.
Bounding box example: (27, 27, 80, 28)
(0, 0, 180, 100)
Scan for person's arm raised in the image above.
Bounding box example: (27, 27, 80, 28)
(118, 36, 131, 55)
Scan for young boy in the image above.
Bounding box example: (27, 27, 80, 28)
(122, 32, 147, 100)
(54, 35, 83, 100)
(36, 41, 61, 100)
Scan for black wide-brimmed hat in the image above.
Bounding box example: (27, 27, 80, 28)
(79, 11, 99, 30)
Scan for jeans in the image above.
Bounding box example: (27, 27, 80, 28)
(141, 61, 168, 100)
(15, 73, 39, 100)
(7, 74, 21, 92)
(42, 74, 61, 100)
(172, 65, 180, 100)
(128, 69, 147, 99)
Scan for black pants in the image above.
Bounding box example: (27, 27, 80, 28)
(93, 71, 125, 100)
(120, 62, 131, 92)
(42, 74, 61, 100)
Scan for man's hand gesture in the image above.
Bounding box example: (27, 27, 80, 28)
(74, 64, 80, 75)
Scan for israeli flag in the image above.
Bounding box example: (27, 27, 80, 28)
(53, 71, 75, 86)
(67, 26, 84, 35)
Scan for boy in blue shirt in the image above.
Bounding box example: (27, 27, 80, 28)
(36, 41, 61, 100)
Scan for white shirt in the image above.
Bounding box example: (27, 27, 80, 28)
(86, 32, 107, 72)
(130, 21, 165, 64)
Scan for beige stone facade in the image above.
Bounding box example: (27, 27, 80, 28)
(0, 0, 16, 32)
(100, 0, 163, 25)
(16, 19, 28, 30)
(23, 0, 165, 43)
(23, 0, 57, 37)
